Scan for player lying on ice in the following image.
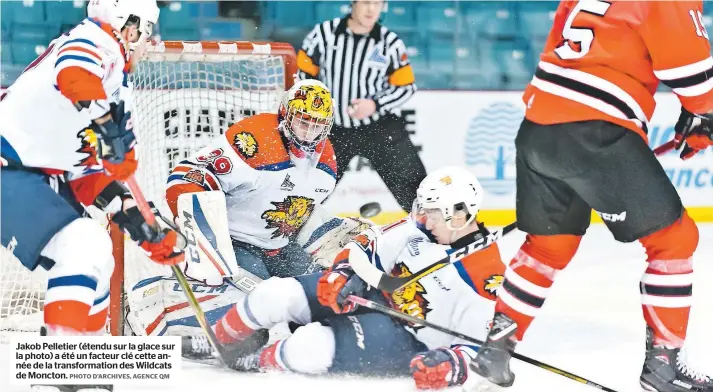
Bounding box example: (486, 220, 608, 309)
(182, 166, 506, 390)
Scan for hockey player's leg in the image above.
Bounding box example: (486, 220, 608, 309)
(213, 275, 312, 346)
(40, 218, 115, 334)
(637, 212, 711, 391)
(465, 120, 591, 390)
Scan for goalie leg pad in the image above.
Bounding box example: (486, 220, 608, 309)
(40, 218, 115, 333)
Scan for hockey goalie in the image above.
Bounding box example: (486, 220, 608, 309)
(0, 0, 183, 356)
(125, 79, 373, 337)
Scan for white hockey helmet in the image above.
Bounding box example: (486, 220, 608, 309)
(87, 0, 159, 43)
(415, 166, 484, 230)
(279, 79, 334, 153)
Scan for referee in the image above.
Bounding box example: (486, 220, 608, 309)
(297, 0, 427, 212)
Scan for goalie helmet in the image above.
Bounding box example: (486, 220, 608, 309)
(414, 166, 484, 230)
(87, 0, 159, 47)
(278, 79, 334, 154)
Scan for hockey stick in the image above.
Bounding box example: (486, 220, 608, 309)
(124, 176, 229, 363)
(347, 295, 618, 392)
(377, 222, 518, 292)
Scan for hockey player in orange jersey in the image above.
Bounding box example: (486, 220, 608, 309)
(465, 2, 713, 392)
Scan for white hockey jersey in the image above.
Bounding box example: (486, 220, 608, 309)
(345, 218, 505, 349)
(166, 113, 337, 250)
(0, 18, 131, 180)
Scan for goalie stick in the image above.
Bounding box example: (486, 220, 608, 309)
(376, 140, 677, 293)
(124, 176, 230, 364)
(347, 295, 619, 392)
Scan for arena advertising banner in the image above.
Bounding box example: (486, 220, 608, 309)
(325, 92, 713, 223)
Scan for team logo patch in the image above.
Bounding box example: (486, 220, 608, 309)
(183, 169, 205, 186)
(233, 132, 258, 159)
(391, 263, 431, 330)
(74, 128, 101, 173)
(261, 196, 315, 239)
(484, 274, 504, 296)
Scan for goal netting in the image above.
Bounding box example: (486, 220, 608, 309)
(0, 41, 297, 337)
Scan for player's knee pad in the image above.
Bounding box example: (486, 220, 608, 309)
(639, 211, 698, 263)
(281, 322, 335, 374)
(42, 218, 115, 290)
(244, 277, 310, 327)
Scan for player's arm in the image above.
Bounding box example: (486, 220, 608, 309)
(55, 38, 136, 168)
(297, 22, 325, 80)
(372, 37, 417, 113)
(316, 219, 414, 313)
(640, 1, 713, 158)
(165, 121, 256, 218)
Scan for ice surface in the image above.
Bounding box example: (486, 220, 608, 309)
(3, 225, 712, 392)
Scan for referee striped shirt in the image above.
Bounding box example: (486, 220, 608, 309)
(297, 17, 417, 129)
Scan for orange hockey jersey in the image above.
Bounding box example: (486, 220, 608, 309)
(524, 0, 713, 141)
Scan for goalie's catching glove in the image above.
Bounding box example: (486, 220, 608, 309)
(410, 346, 477, 390)
(112, 201, 185, 265)
(316, 249, 368, 314)
(674, 108, 713, 159)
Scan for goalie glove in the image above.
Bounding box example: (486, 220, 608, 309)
(673, 108, 713, 160)
(112, 201, 185, 265)
(410, 346, 477, 390)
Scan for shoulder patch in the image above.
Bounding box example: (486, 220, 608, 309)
(232, 131, 259, 159)
(225, 114, 290, 170)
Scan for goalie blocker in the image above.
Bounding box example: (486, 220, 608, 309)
(126, 190, 374, 336)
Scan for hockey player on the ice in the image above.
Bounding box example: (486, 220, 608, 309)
(182, 166, 506, 390)
(0, 0, 183, 344)
(164, 79, 341, 283)
(461, 1, 713, 391)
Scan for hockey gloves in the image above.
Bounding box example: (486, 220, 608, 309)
(410, 346, 477, 390)
(316, 249, 367, 314)
(112, 201, 185, 265)
(674, 108, 713, 159)
(95, 101, 138, 179)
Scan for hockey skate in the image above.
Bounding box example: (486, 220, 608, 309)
(463, 313, 516, 391)
(640, 346, 712, 391)
(182, 329, 269, 368)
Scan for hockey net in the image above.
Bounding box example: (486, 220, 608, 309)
(0, 41, 297, 337)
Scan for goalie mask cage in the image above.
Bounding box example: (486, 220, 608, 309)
(0, 41, 297, 338)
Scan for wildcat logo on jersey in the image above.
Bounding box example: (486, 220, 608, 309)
(484, 274, 504, 296)
(233, 132, 258, 159)
(261, 196, 315, 239)
(391, 262, 430, 330)
(74, 128, 101, 173)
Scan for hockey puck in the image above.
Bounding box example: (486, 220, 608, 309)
(359, 202, 382, 218)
